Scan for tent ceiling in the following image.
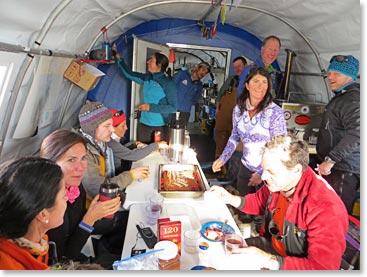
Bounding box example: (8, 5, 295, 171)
(0, 0, 360, 59)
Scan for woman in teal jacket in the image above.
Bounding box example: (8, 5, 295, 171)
(117, 52, 177, 143)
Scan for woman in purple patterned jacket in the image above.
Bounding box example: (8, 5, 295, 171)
(212, 66, 287, 225)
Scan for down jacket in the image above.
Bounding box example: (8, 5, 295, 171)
(316, 82, 360, 174)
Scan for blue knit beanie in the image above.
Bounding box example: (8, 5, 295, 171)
(327, 55, 359, 80)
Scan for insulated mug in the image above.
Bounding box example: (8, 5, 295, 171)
(99, 183, 119, 218)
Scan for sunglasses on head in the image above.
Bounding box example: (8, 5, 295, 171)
(330, 55, 349, 63)
(113, 110, 124, 117)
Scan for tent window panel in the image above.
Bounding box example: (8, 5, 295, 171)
(0, 64, 12, 110)
(0, 62, 14, 133)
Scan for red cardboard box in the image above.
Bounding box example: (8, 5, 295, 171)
(158, 218, 182, 254)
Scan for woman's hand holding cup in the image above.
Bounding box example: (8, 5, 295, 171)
(83, 190, 121, 224)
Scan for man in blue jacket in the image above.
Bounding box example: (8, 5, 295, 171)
(173, 62, 210, 127)
(237, 35, 282, 97)
(316, 54, 360, 215)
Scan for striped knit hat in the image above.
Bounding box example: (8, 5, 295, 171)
(78, 101, 112, 137)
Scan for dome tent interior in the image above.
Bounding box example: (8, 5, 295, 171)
(0, 0, 361, 162)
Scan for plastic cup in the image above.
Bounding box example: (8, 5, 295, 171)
(145, 205, 161, 225)
(160, 145, 168, 157)
(149, 193, 164, 213)
(184, 230, 201, 254)
(224, 233, 243, 255)
(137, 166, 150, 182)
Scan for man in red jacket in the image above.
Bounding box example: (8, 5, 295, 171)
(209, 134, 348, 270)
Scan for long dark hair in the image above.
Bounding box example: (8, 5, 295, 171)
(154, 52, 169, 73)
(237, 66, 273, 115)
(40, 129, 87, 162)
(0, 157, 63, 239)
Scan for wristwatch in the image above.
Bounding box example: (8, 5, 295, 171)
(324, 155, 336, 164)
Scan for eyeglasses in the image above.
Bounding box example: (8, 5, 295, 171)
(329, 55, 349, 63)
(113, 110, 124, 117)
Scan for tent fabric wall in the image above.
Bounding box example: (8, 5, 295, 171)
(86, 18, 266, 108)
(86, 52, 133, 140)
(87, 16, 324, 119)
(121, 18, 271, 72)
(86, 18, 266, 141)
(0, 56, 88, 163)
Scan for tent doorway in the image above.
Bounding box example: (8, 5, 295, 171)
(131, 37, 170, 141)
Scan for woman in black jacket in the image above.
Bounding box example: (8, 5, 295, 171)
(40, 129, 122, 268)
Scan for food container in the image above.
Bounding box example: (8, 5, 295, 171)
(158, 164, 206, 198)
(154, 241, 181, 270)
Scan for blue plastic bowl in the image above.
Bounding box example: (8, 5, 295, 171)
(200, 221, 235, 242)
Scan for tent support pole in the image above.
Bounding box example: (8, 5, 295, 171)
(0, 42, 79, 59)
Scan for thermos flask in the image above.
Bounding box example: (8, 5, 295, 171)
(99, 183, 119, 218)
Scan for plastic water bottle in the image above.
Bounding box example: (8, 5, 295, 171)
(103, 41, 111, 60)
(198, 241, 209, 266)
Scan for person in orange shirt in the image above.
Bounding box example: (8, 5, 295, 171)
(0, 157, 67, 270)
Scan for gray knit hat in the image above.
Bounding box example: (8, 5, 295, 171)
(78, 101, 112, 137)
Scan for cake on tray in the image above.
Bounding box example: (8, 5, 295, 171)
(160, 169, 201, 191)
